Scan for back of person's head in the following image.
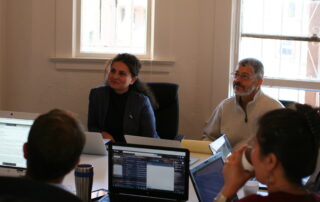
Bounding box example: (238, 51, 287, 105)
(257, 104, 320, 185)
(238, 58, 264, 79)
(25, 109, 85, 182)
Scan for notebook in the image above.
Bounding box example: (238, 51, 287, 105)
(0, 111, 38, 177)
(181, 139, 212, 154)
(190, 153, 227, 202)
(208, 135, 233, 161)
(107, 143, 190, 201)
(124, 135, 199, 165)
(82, 132, 110, 155)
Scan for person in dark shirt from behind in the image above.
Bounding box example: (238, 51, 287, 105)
(23, 109, 85, 192)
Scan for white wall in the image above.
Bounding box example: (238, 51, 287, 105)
(0, 0, 5, 108)
(3, 0, 233, 139)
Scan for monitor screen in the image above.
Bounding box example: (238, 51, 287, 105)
(190, 154, 225, 202)
(0, 118, 34, 169)
(109, 143, 189, 200)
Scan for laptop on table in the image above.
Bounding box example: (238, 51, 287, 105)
(124, 135, 199, 165)
(105, 143, 190, 202)
(0, 111, 38, 177)
(208, 135, 268, 191)
(124, 135, 181, 148)
(190, 153, 233, 202)
(82, 132, 110, 156)
(208, 135, 232, 161)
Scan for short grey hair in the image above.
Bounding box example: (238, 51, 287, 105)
(238, 58, 264, 79)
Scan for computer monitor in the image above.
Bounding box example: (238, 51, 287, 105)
(108, 143, 190, 201)
(0, 111, 38, 176)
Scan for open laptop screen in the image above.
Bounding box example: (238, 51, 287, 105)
(190, 153, 225, 202)
(0, 117, 34, 169)
(109, 143, 189, 201)
(209, 135, 232, 161)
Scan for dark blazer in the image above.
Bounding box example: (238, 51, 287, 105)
(88, 84, 159, 139)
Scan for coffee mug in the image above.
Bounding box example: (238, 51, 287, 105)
(241, 148, 254, 172)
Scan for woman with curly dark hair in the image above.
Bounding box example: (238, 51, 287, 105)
(215, 104, 320, 202)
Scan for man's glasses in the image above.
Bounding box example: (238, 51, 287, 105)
(231, 72, 256, 81)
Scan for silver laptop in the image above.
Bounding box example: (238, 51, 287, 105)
(124, 135, 181, 148)
(208, 135, 233, 161)
(124, 135, 199, 165)
(82, 132, 110, 155)
(0, 111, 39, 177)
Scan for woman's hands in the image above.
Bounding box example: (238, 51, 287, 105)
(101, 131, 115, 142)
(220, 145, 254, 198)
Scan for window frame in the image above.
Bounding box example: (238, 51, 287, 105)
(75, 0, 153, 59)
(53, 0, 174, 68)
(231, 0, 320, 98)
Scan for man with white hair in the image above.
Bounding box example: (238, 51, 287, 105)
(203, 58, 283, 148)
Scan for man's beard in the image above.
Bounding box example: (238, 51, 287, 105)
(233, 81, 257, 96)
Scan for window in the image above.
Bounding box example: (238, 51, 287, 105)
(237, 0, 320, 106)
(78, 0, 152, 58)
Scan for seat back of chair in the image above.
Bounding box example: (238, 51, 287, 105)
(279, 100, 295, 108)
(147, 82, 179, 140)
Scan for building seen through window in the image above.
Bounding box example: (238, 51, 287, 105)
(80, 0, 149, 56)
(239, 0, 320, 106)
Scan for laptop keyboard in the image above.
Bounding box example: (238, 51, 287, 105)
(99, 194, 182, 202)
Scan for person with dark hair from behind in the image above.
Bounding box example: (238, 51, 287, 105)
(23, 109, 86, 191)
(88, 53, 159, 142)
(214, 104, 320, 202)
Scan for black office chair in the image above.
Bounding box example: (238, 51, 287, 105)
(279, 100, 296, 108)
(0, 176, 82, 202)
(147, 82, 183, 140)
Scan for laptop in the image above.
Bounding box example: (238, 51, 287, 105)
(124, 135, 199, 165)
(82, 132, 110, 155)
(124, 135, 181, 148)
(208, 135, 232, 161)
(0, 111, 39, 177)
(190, 153, 228, 202)
(208, 135, 268, 190)
(107, 143, 190, 201)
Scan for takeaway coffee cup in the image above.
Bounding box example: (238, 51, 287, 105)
(75, 164, 94, 202)
(241, 148, 254, 172)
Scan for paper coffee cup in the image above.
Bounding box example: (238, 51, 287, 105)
(241, 148, 254, 172)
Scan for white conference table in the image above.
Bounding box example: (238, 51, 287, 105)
(63, 152, 210, 202)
